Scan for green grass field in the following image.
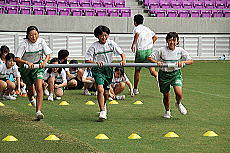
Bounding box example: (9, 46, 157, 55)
(0, 61, 229, 153)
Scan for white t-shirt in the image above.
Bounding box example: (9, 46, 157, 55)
(149, 47, 192, 72)
(44, 69, 67, 83)
(111, 73, 129, 87)
(0, 63, 21, 79)
(15, 38, 53, 64)
(85, 39, 123, 63)
(133, 24, 156, 50)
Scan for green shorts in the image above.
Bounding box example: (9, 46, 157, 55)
(92, 67, 113, 90)
(19, 66, 44, 86)
(135, 49, 152, 70)
(158, 70, 183, 94)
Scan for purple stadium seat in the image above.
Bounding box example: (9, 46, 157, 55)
(68, 0, 79, 7)
(160, 0, 171, 9)
(91, 0, 102, 7)
(143, 0, 149, 7)
(45, 0, 57, 6)
(84, 8, 95, 16)
(114, 0, 125, 7)
(201, 10, 212, 17)
(8, 0, 19, 5)
(190, 10, 201, 17)
(20, 0, 31, 6)
(155, 9, 166, 17)
(182, 0, 193, 9)
(20, 7, 32, 14)
(120, 8, 131, 17)
(46, 7, 57, 15)
(59, 8, 70, 15)
(212, 9, 223, 17)
(178, 10, 190, 17)
(57, 0, 68, 7)
(6, 6, 19, 14)
(0, 6, 5, 14)
(215, 0, 226, 9)
(223, 9, 230, 17)
(71, 8, 82, 16)
(33, 7, 45, 15)
(171, 0, 182, 9)
(103, 0, 114, 7)
(0, 0, 6, 5)
(167, 10, 178, 17)
(108, 9, 120, 17)
(193, 0, 204, 9)
(95, 9, 107, 16)
(226, 0, 230, 8)
(204, 0, 215, 9)
(80, 0, 91, 7)
(149, 2, 160, 9)
(32, 0, 44, 6)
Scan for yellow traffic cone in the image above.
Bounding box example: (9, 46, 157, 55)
(2, 135, 18, 141)
(203, 131, 218, 137)
(164, 132, 179, 138)
(85, 101, 95, 105)
(128, 133, 141, 139)
(59, 101, 69, 106)
(95, 134, 109, 139)
(0, 102, 5, 107)
(44, 135, 60, 141)
(133, 101, 143, 104)
(28, 103, 32, 106)
(109, 100, 119, 104)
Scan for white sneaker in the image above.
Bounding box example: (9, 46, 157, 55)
(84, 90, 91, 96)
(108, 97, 113, 101)
(163, 110, 172, 119)
(56, 96, 61, 100)
(3, 95, 16, 100)
(11, 94, 17, 97)
(21, 86, 27, 94)
(29, 97, 36, 107)
(94, 91, 98, 96)
(116, 95, 125, 100)
(44, 89, 49, 96)
(48, 94, 54, 101)
(35, 111, 44, 121)
(175, 103, 187, 115)
(133, 89, 139, 95)
(97, 111, 107, 122)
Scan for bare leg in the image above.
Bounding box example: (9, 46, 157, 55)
(163, 92, 170, 111)
(35, 79, 44, 112)
(114, 82, 125, 95)
(149, 67, 158, 78)
(97, 85, 105, 111)
(174, 86, 183, 104)
(134, 68, 141, 89)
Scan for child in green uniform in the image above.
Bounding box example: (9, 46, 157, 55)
(148, 32, 193, 118)
(15, 26, 52, 121)
(85, 25, 126, 122)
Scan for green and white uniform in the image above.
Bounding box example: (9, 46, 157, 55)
(133, 24, 156, 70)
(149, 46, 192, 93)
(15, 38, 52, 86)
(85, 39, 123, 89)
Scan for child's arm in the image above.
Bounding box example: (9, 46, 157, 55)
(177, 60, 193, 67)
(15, 77, 21, 94)
(152, 35, 158, 44)
(120, 53, 126, 66)
(15, 57, 34, 69)
(131, 33, 139, 53)
(125, 80, 134, 97)
(40, 54, 51, 68)
(147, 57, 163, 66)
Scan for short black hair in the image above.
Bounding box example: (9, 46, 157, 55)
(58, 49, 69, 60)
(69, 60, 78, 64)
(5, 53, 15, 61)
(166, 32, 179, 44)
(26, 26, 39, 39)
(94, 25, 110, 39)
(114, 67, 124, 77)
(47, 58, 62, 73)
(134, 14, 144, 25)
(0, 45, 10, 56)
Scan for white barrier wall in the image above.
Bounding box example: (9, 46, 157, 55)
(0, 32, 229, 60)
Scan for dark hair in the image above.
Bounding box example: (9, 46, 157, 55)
(26, 26, 39, 39)
(5, 53, 15, 62)
(114, 67, 124, 77)
(134, 14, 144, 25)
(69, 60, 78, 64)
(47, 58, 62, 74)
(58, 49, 69, 64)
(94, 25, 110, 39)
(166, 32, 180, 45)
(0, 45, 10, 57)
